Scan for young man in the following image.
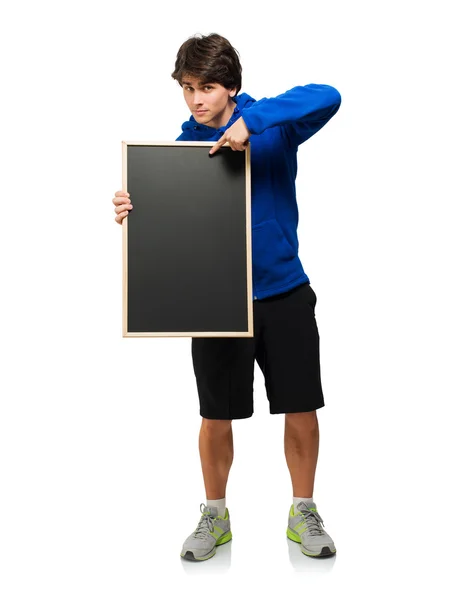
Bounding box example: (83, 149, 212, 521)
(112, 33, 341, 562)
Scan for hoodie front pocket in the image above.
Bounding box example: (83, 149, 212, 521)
(252, 219, 298, 289)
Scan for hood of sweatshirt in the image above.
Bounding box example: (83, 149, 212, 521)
(176, 92, 256, 141)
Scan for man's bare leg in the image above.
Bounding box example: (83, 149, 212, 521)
(284, 411, 319, 497)
(199, 418, 233, 500)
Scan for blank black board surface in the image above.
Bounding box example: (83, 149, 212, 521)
(122, 141, 253, 337)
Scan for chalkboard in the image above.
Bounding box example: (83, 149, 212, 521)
(122, 141, 253, 338)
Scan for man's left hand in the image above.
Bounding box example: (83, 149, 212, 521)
(209, 117, 251, 155)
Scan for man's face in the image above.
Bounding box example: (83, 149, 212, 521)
(181, 75, 237, 129)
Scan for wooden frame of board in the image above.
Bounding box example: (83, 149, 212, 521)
(122, 141, 253, 338)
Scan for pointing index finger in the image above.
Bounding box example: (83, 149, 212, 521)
(209, 136, 226, 156)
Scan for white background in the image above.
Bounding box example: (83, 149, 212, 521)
(1, 0, 449, 598)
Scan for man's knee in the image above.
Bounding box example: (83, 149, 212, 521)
(285, 410, 318, 433)
(201, 417, 233, 433)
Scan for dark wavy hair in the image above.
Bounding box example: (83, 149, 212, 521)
(171, 33, 242, 95)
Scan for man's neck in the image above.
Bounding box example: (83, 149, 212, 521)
(216, 97, 237, 128)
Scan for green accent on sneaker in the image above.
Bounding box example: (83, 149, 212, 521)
(216, 509, 229, 520)
(216, 530, 232, 545)
(287, 527, 302, 543)
(209, 525, 224, 540)
(294, 523, 308, 535)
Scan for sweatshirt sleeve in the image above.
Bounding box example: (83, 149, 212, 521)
(240, 84, 341, 147)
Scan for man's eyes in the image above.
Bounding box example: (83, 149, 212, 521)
(185, 86, 213, 91)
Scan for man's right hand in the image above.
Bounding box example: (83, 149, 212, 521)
(112, 190, 133, 224)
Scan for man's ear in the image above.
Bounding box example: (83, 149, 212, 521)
(229, 88, 237, 98)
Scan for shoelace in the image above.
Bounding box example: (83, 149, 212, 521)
(296, 502, 325, 536)
(193, 503, 216, 539)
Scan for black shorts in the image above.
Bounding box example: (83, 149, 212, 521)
(191, 282, 325, 419)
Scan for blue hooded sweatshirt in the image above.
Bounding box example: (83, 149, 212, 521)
(176, 84, 341, 300)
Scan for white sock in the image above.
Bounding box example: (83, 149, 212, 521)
(206, 497, 227, 518)
(293, 496, 314, 510)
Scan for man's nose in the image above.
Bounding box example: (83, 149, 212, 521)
(193, 91, 204, 105)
